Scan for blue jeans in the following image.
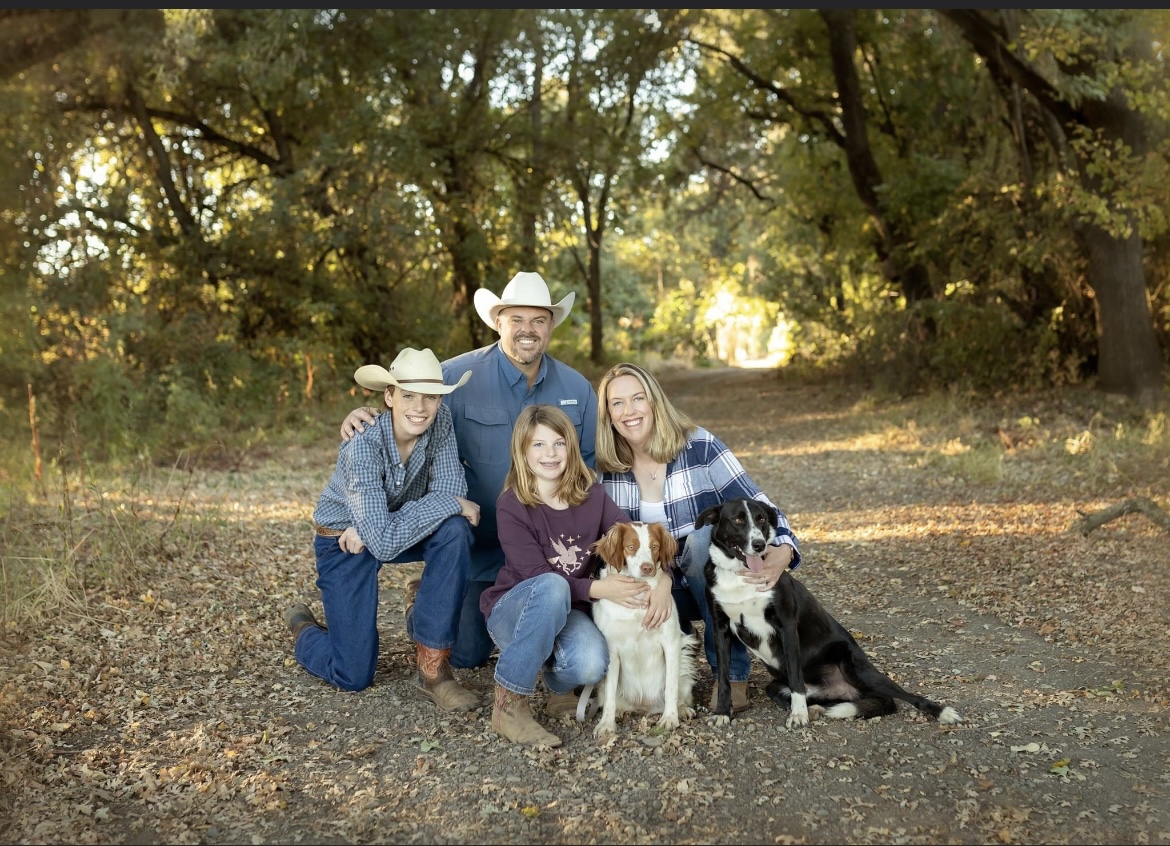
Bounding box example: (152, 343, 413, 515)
(450, 579, 494, 669)
(681, 525, 752, 683)
(485, 572, 609, 696)
(296, 516, 473, 692)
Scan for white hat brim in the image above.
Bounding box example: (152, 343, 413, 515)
(474, 290, 574, 331)
(354, 365, 471, 395)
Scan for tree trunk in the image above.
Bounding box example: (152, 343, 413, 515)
(518, 24, 544, 269)
(939, 8, 1165, 401)
(1083, 224, 1163, 402)
(588, 232, 603, 365)
(821, 10, 933, 305)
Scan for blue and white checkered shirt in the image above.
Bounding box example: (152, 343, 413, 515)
(601, 426, 801, 573)
(312, 403, 467, 562)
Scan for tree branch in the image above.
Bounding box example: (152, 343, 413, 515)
(142, 106, 286, 172)
(1070, 497, 1170, 536)
(937, 9, 1081, 128)
(686, 36, 846, 146)
(126, 83, 197, 236)
(689, 150, 776, 206)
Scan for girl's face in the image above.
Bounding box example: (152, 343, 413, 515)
(526, 423, 568, 483)
(606, 374, 655, 449)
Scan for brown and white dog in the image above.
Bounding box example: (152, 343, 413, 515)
(590, 521, 699, 736)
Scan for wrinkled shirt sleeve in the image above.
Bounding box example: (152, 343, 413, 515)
(342, 417, 464, 562)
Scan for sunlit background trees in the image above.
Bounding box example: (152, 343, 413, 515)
(2, 8, 1168, 463)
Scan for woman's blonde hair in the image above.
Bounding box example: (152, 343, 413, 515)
(504, 404, 595, 507)
(594, 362, 697, 473)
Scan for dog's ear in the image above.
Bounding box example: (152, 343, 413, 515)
(696, 504, 722, 528)
(764, 502, 779, 533)
(650, 522, 678, 572)
(591, 523, 626, 572)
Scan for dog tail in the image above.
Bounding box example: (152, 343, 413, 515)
(894, 690, 964, 724)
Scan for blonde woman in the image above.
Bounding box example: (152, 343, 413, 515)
(481, 405, 646, 747)
(595, 362, 802, 713)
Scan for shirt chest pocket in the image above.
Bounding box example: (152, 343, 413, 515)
(462, 404, 513, 465)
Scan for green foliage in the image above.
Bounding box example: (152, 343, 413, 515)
(0, 6, 1168, 465)
(845, 296, 1088, 398)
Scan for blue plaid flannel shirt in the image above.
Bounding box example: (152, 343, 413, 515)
(601, 426, 801, 586)
(312, 403, 467, 562)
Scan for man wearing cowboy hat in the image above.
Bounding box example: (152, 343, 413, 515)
(287, 347, 482, 710)
(341, 272, 598, 674)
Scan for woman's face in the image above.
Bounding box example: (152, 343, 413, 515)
(606, 374, 655, 449)
(526, 423, 568, 483)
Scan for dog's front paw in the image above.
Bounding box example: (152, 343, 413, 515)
(807, 704, 825, 722)
(707, 713, 731, 727)
(593, 720, 617, 738)
(785, 709, 810, 729)
(680, 705, 696, 721)
(656, 711, 680, 731)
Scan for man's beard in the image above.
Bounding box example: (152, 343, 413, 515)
(507, 335, 546, 365)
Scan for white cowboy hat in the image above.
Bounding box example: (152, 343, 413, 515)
(473, 271, 575, 330)
(354, 347, 471, 395)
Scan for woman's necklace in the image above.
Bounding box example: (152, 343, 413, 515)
(637, 458, 663, 481)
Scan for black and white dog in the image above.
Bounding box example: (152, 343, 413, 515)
(699, 498, 962, 729)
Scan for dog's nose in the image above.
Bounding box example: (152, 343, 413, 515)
(640, 563, 655, 577)
(751, 540, 766, 553)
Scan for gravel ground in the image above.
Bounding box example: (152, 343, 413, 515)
(2, 367, 1168, 844)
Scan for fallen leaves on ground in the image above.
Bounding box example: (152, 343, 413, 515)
(1, 368, 1167, 845)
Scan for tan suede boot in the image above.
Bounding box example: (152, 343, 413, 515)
(416, 644, 479, 712)
(709, 681, 751, 713)
(492, 684, 562, 748)
(540, 671, 582, 719)
(544, 689, 581, 719)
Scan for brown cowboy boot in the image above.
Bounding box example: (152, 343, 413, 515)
(416, 644, 479, 712)
(403, 575, 421, 622)
(282, 602, 323, 641)
(492, 684, 562, 748)
(540, 671, 582, 719)
(709, 681, 751, 713)
(544, 689, 581, 719)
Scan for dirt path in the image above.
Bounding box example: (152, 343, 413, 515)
(2, 368, 1168, 844)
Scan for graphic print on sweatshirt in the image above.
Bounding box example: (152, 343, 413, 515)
(548, 535, 584, 573)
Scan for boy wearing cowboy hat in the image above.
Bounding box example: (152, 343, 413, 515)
(287, 347, 481, 709)
(341, 272, 598, 678)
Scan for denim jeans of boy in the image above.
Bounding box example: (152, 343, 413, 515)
(680, 524, 752, 683)
(450, 579, 494, 669)
(485, 572, 608, 696)
(296, 515, 473, 692)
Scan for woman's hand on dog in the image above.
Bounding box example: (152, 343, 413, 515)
(590, 574, 650, 608)
(640, 577, 674, 630)
(739, 544, 795, 591)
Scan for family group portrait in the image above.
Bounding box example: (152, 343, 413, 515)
(1, 9, 1168, 846)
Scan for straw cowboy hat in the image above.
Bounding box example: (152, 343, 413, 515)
(473, 271, 575, 330)
(354, 347, 471, 395)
